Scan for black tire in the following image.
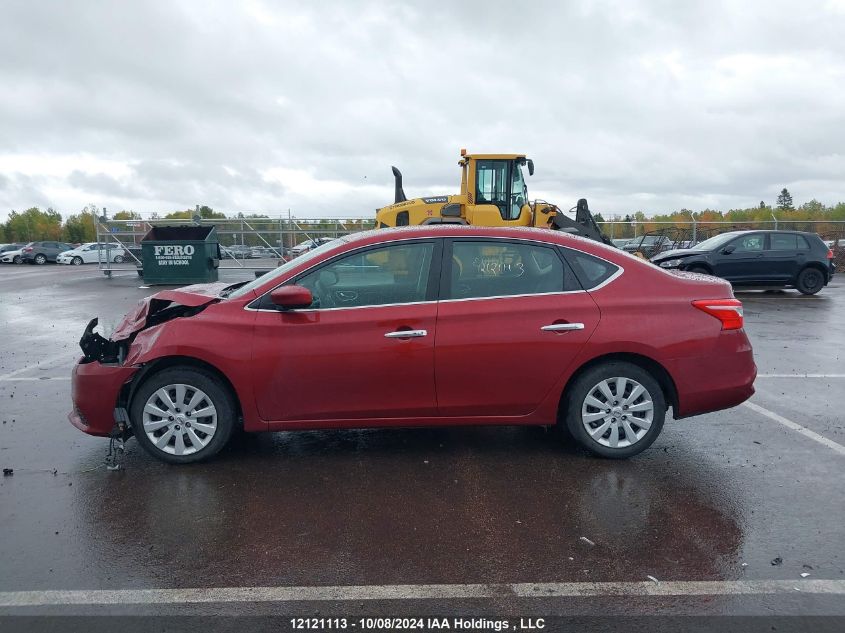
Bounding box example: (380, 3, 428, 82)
(130, 366, 236, 464)
(113, 254, 124, 263)
(72, 256, 83, 266)
(34, 254, 47, 265)
(687, 266, 710, 275)
(12, 255, 21, 264)
(796, 267, 824, 295)
(562, 361, 666, 459)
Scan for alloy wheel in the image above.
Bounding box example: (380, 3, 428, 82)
(581, 377, 654, 448)
(142, 383, 218, 456)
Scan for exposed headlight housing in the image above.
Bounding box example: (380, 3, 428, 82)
(659, 259, 684, 268)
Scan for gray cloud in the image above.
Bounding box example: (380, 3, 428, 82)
(1, 0, 844, 220)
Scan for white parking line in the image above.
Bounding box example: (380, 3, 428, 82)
(0, 579, 842, 607)
(0, 352, 78, 382)
(743, 401, 845, 456)
(757, 374, 845, 378)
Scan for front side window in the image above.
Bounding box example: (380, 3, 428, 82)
(447, 240, 572, 300)
(732, 234, 765, 252)
(296, 242, 435, 309)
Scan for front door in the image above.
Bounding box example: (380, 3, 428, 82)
(714, 233, 767, 282)
(251, 240, 441, 424)
(434, 239, 600, 417)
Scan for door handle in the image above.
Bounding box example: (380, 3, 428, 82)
(541, 323, 585, 332)
(384, 329, 427, 338)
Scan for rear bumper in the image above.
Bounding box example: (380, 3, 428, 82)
(667, 331, 757, 418)
(69, 359, 138, 436)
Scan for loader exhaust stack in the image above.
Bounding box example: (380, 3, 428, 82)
(392, 166, 407, 204)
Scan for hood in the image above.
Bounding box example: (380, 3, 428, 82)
(111, 282, 229, 341)
(651, 248, 700, 261)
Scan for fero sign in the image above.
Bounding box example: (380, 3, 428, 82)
(153, 244, 196, 266)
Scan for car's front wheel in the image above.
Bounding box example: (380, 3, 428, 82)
(12, 255, 21, 264)
(72, 256, 83, 266)
(796, 267, 824, 295)
(563, 361, 666, 458)
(687, 266, 710, 275)
(130, 367, 236, 464)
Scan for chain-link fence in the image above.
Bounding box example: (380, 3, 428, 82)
(93, 216, 845, 277)
(94, 217, 375, 277)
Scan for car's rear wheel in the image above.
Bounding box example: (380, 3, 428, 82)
(72, 256, 83, 266)
(563, 361, 666, 459)
(34, 254, 47, 265)
(113, 254, 124, 263)
(796, 267, 824, 295)
(130, 367, 235, 464)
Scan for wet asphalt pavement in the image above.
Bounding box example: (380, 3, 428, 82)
(0, 261, 843, 619)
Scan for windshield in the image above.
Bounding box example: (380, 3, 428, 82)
(691, 232, 745, 251)
(226, 239, 343, 300)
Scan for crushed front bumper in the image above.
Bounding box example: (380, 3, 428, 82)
(69, 359, 138, 437)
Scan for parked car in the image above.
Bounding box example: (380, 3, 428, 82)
(250, 246, 279, 258)
(611, 238, 633, 248)
(0, 243, 28, 264)
(57, 242, 127, 265)
(20, 241, 74, 264)
(651, 230, 835, 295)
(623, 235, 673, 258)
(221, 245, 255, 259)
(70, 225, 756, 464)
(290, 237, 338, 256)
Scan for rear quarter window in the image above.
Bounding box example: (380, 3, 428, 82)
(560, 248, 620, 289)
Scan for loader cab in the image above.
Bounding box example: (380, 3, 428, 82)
(462, 154, 535, 226)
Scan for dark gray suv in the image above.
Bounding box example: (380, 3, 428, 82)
(651, 230, 835, 295)
(20, 241, 74, 265)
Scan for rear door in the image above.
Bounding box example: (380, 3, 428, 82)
(434, 238, 600, 417)
(763, 233, 806, 282)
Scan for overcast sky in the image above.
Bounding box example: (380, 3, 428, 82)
(1, 0, 844, 221)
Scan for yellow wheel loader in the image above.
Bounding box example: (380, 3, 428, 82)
(375, 150, 613, 245)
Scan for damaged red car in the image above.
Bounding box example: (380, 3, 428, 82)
(69, 226, 756, 464)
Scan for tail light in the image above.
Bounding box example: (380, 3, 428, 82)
(828, 249, 834, 260)
(692, 298, 744, 330)
(23, 247, 32, 252)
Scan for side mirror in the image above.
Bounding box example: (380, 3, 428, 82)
(526, 159, 534, 176)
(722, 245, 736, 254)
(270, 285, 313, 310)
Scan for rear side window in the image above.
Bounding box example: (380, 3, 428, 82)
(561, 248, 620, 290)
(446, 240, 578, 300)
(770, 234, 798, 250)
(797, 235, 811, 250)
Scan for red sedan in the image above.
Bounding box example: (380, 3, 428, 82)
(70, 226, 756, 463)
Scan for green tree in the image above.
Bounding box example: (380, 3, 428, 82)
(64, 209, 97, 243)
(3, 207, 63, 241)
(776, 188, 794, 211)
(113, 210, 142, 220)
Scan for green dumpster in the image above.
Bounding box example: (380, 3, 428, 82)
(140, 225, 220, 285)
